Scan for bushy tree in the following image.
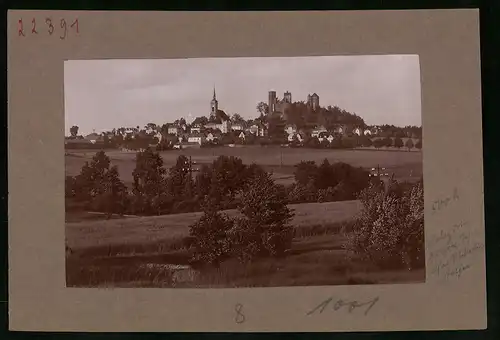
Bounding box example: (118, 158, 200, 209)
(294, 160, 318, 186)
(131, 148, 169, 214)
(373, 138, 385, 149)
(71, 151, 128, 216)
(415, 139, 422, 150)
(383, 137, 393, 147)
(188, 198, 233, 267)
(394, 137, 404, 149)
(89, 165, 129, 217)
(229, 172, 295, 262)
(210, 155, 247, 201)
(343, 181, 424, 270)
(70, 125, 79, 137)
(361, 136, 373, 147)
(405, 138, 414, 151)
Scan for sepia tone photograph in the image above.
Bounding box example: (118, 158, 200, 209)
(64, 55, 424, 288)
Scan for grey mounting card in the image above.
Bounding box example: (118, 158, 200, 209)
(8, 9, 485, 332)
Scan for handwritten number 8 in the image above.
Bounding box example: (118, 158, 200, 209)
(234, 303, 245, 324)
(46, 18, 54, 35)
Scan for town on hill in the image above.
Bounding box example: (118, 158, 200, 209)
(65, 87, 422, 152)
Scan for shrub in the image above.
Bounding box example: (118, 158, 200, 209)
(343, 181, 424, 270)
(229, 172, 295, 262)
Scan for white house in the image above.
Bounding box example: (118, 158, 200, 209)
(238, 131, 246, 140)
(248, 124, 266, 137)
(364, 129, 372, 136)
(154, 132, 163, 143)
(187, 133, 205, 145)
(327, 134, 335, 143)
(288, 132, 304, 143)
(333, 126, 343, 135)
(168, 126, 179, 135)
(318, 132, 329, 142)
(284, 124, 297, 135)
(231, 124, 244, 131)
(206, 132, 221, 142)
(311, 125, 327, 138)
(353, 127, 362, 136)
(190, 124, 202, 133)
(84, 133, 101, 144)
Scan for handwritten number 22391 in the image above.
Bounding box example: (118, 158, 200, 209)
(18, 18, 79, 39)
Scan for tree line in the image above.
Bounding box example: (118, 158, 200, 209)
(65, 149, 388, 218)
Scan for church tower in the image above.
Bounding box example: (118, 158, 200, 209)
(210, 86, 219, 116)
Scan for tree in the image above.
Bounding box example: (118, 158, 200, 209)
(315, 158, 335, 189)
(70, 125, 79, 137)
(294, 161, 318, 186)
(145, 123, 157, 132)
(405, 138, 414, 151)
(166, 155, 190, 199)
(415, 139, 422, 150)
(231, 113, 245, 124)
(230, 172, 295, 262)
(256, 102, 269, 115)
(209, 155, 247, 202)
(90, 165, 129, 218)
(383, 137, 393, 147)
(189, 197, 233, 267)
(394, 137, 404, 149)
(373, 138, 385, 149)
(343, 181, 424, 270)
(131, 148, 169, 214)
(73, 151, 112, 201)
(72, 151, 128, 216)
(362, 136, 373, 147)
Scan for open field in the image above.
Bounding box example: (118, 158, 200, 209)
(66, 146, 423, 186)
(66, 200, 363, 251)
(65, 199, 425, 287)
(66, 233, 425, 288)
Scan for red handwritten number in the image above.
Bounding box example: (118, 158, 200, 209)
(70, 18, 79, 33)
(18, 19, 25, 36)
(60, 19, 67, 39)
(46, 18, 54, 35)
(31, 18, 38, 34)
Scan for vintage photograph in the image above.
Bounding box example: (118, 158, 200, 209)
(64, 55, 424, 288)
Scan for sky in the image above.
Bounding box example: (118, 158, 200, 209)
(64, 55, 421, 136)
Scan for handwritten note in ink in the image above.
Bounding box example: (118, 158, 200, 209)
(428, 221, 484, 281)
(427, 188, 485, 282)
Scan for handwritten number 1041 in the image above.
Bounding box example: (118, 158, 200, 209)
(18, 18, 79, 39)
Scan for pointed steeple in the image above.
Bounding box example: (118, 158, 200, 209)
(213, 86, 216, 100)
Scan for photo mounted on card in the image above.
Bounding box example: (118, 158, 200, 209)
(8, 9, 485, 332)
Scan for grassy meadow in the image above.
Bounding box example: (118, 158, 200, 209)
(66, 200, 425, 287)
(65, 145, 424, 288)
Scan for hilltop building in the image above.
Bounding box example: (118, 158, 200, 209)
(306, 93, 320, 110)
(268, 90, 293, 118)
(268, 90, 321, 117)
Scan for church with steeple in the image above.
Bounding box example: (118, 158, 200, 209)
(206, 86, 231, 133)
(210, 86, 219, 117)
